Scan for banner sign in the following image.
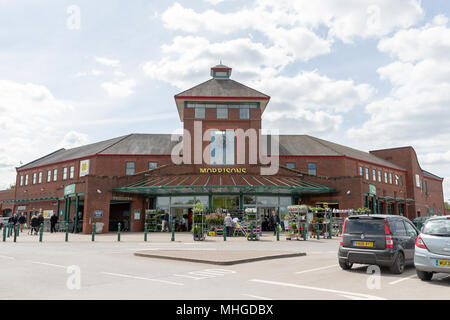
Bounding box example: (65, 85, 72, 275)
(199, 167, 247, 174)
(93, 210, 103, 219)
(79, 159, 90, 177)
(64, 184, 76, 196)
(369, 184, 377, 196)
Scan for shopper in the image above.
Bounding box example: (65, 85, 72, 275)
(10, 213, 18, 235)
(270, 210, 280, 235)
(50, 212, 58, 233)
(224, 213, 233, 237)
(30, 214, 39, 235)
(37, 212, 44, 231)
(162, 211, 170, 232)
(18, 213, 26, 233)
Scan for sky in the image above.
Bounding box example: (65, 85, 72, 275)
(0, 0, 450, 201)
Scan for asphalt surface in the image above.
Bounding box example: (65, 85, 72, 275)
(0, 231, 449, 300)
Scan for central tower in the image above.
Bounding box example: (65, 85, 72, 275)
(174, 65, 270, 166)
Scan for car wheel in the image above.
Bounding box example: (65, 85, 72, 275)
(339, 260, 353, 270)
(390, 252, 405, 274)
(416, 270, 433, 281)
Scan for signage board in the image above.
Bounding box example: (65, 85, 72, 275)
(43, 210, 53, 219)
(64, 184, 76, 196)
(93, 210, 103, 219)
(79, 159, 90, 177)
(134, 209, 141, 221)
(369, 184, 377, 196)
(17, 206, 26, 211)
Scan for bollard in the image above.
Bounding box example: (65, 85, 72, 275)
(2, 225, 6, 242)
(197, 225, 201, 241)
(91, 223, 96, 242)
(65, 222, 69, 242)
(250, 223, 254, 241)
(118, 223, 121, 242)
(7, 223, 11, 237)
(328, 220, 333, 239)
(223, 223, 227, 241)
(171, 220, 175, 241)
(144, 223, 148, 242)
(303, 223, 307, 241)
(316, 223, 320, 240)
(39, 223, 43, 242)
(276, 223, 279, 241)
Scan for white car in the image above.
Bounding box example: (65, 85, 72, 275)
(414, 216, 450, 281)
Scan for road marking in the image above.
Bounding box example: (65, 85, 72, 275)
(339, 294, 366, 300)
(30, 261, 66, 268)
(295, 265, 338, 274)
(174, 269, 236, 280)
(0, 255, 15, 260)
(388, 274, 417, 285)
(249, 279, 386, 300)
(101, 272, 184, 286)
(241, 294, 273, 300)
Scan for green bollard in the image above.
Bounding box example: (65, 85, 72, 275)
(118, 223, 121, 242)
(316, 223, 320, 240)
(65, 222, 69, 242)
(223, 223, 227, 241)
(91, 223, 96, 242)
(276, 223, 279, 241)
(39, 223, 43, 242)
(144, 223, 148, 242)
(171, 221, 175, 241)
(250, 223, 254, 241)
(197, 225, 201, 241)
(7, 223, 11, 237)
(303, 223, 307, 241)
(2, 225, 6, 242)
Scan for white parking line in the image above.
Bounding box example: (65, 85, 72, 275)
(249, 279, 386, 300)
(388, 274, 417, 285)
(29, 261, 66, 268)
(0, 255, 15, 260)
(101, 272, 184, 286)
(241, 294, 273, 300)
(295, 265, 338, 274)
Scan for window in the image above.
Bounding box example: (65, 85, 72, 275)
(378, 170, 382, 182)
(63, 167, 68, 180)
(424, 180, 428, 196)
(372, 169, 376, 181)
(286, 162, 295, 169)
(126, 162, 135, 175)
(32, 173, 37, 184)
(308, 163, 317, 176)
(148, 162, 158, 170)
(216, 107, 228, 119)
(53, 169, 58, 181)
(359, 166, 363, 176)
(47, 170, 51, 182)
(389, 173, 393, 184)
(384, 172, 388, 184)
(70, 166, 75, 179)
(365, 168, 369, 180)
(25, 175, 29, 185)
(415, 174, 421, 188)
(20, 176, 23, 186)
(38, 172, 42, 184)
(239, 107, 250, 119)
(400, 175, 403, 186)
(395, 174, 399, 185)
(194, 107, 205, 119)
(210, 130, 235, 165)
(390, 220, 407, 236)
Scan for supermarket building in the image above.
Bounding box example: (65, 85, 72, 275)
(0, 65, 445, 233)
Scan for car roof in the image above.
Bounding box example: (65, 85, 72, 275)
(426, 215, 449, 221)
(347, 214, 405, 219)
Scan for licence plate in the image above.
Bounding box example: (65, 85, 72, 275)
(353, 241, 374, 247)
(436, 260, 450, 267)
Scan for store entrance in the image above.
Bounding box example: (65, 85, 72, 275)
(109, 202, 131, 232)
(259, 207, 277, 231)
(170, 207, 192, 232)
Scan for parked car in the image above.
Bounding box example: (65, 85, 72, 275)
(0, 216, 11, 229)
(338, 215, 419, 274)
(414, 216, 450, 281)
(412, 216, 430, 230)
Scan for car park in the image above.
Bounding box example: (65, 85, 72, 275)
(338, 215, 419, 274)
(414, 216, 450, 281)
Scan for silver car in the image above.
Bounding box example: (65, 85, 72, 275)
(414, 216, 450, 281)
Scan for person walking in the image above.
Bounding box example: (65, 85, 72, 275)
(161, 211, 170, 232)
(30, 214, 38, 235)
(50, 212, 58, 233)
(270, 210, 280, 236)
(37, 212, 44, 233)
(10, 213, 18, 236)
(224, 213, 233, 237)
(18, 213, 26, 233)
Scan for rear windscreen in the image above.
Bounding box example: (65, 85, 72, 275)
(346, 219, 385, 234)
(423, 220, 450, 236)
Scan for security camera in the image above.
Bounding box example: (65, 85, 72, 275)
(346, 190, 351, 195)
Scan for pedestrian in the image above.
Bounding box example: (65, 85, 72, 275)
(224, 213, 233, 237)
(161, 211, 170, 232)
(18, 213, 26, 233)
(188, 210, 193, 231)
(270, 210, 280, 235)
(10, 213, 18, 235)
(37, 212, 44, 232)
(50, 212, 58, 233)
(30, 214, 38, 235)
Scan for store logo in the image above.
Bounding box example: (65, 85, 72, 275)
(171, 121, 279, 175)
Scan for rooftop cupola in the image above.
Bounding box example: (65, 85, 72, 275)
(210, 64, 232, 79)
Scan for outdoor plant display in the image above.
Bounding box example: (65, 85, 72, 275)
(244, 207, 260, 241)
(192, 202, 206, 241)
(205, 212, 225, 226)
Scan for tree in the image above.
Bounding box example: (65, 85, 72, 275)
(445, 202, 450, 210)
(8, 184, 15, 190)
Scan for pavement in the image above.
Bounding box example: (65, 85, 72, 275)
(0, 230, 449, 300)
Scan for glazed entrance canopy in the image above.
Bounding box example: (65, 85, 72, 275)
(113, 170, 335, 196)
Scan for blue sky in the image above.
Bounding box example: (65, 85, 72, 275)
(0, 0, 450, 201)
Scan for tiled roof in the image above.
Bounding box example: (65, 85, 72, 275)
(422, 170, 443, 180)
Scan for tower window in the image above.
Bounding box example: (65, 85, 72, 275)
(126, 162, 135, 175)
(239, 107, 250, 119)
(217, 107, 228, 119)
(286, 162, 295, 169)
(308, 163, 317, 176)
(195, 107, 205, 119)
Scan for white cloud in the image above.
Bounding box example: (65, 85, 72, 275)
(204, 0, 226, 4)
(101, 78, 137, 97)
(94, 56, 120, 68)
(58, 131, 89, 149)
(0, 80, 73, 188)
